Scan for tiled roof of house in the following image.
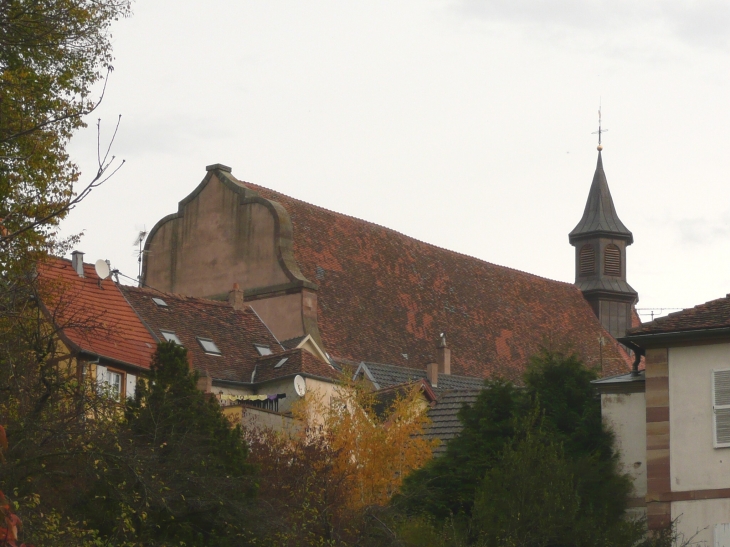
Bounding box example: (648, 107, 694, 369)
(120, 286, 282, 383)
(38, 258, 157, 369)
(424, 390, 481, 456)
(253, 348, 339, 383)
(627, 295, 730, 337)
(354, 361, 485, 394)
(245, 181, 631, 380)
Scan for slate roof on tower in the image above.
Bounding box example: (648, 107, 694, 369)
(569, 152, 633, 244)
(242, 179, 632, 380)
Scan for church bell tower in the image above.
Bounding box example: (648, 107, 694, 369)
(569, 138, 638, 339)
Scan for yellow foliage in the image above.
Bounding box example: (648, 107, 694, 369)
(292, 376, 438, 510)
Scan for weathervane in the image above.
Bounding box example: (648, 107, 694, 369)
(592, 105, 607, 151)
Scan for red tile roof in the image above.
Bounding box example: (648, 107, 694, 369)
(38, 258, 157, 369)
(119, 286, 283, 383)
(627, 295, 730, 337)
(244, 183, 631, 380)
(253, 348, 339, 383)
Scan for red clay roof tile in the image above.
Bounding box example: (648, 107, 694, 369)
(38, 258, 157, 369)
(245, 182, 631, 380)
(627, 295, 730, 337)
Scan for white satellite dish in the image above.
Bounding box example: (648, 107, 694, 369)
(294, 375, 306, 397)
(94, 259, 110, 280)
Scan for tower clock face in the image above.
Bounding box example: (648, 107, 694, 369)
(294, 375, 306, 397)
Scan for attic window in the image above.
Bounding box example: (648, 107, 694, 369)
(579, 244, 595, 276)
(255, 344, 272, 356)
(197, 337, 221, 355)
(604, 245, 621, 276)
(152, 297, 168, 307)
(161, 330, 182, 345)
(274, 358, 289, 369)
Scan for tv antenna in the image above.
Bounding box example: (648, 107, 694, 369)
(592, 104, 607, 151)
(132, 229, 148, 282)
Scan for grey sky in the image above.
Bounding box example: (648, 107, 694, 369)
(61, 0, 730, 320)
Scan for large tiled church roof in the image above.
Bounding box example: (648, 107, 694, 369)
(245, 182, 631, 380)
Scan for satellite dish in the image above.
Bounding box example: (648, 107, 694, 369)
(294, 375, 306, 397)
(94, 259, 110, 280)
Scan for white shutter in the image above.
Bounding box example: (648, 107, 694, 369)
(713, 369, 730, 447)
(715, 523, 730, 547)
(126, 374, 137, 399)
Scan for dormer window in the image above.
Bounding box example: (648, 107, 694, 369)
(161, 330, 182, 345)
(604, 245, 621, 276)
(254, 344, 272, 356)
(579, 244, 595, 276)
(197, 337, 221, 355)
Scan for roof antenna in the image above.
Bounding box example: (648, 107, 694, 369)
(132, 228, 148, 283)
(592, 101, 607, 151)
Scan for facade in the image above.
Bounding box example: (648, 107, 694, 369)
(599, 295, 730, 545)
(141, 155, 636, 384)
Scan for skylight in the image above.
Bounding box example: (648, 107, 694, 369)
(197, 337, 221, 355)
(254, 344, 272, 356)
(274, 358, 288, 369)
(152, 297, 168, 307)
(161, 330, 182, 345)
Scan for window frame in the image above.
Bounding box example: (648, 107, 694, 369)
(197, 337, 221, 355)
(160, 330, 182, 345)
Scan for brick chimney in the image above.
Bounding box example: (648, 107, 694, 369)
(438, 333, 451, 375)
(71, 251, 84, 277)
(196, 370, 212, 393)
(426, 362, 439, 387)
(228, 283, 245, 310)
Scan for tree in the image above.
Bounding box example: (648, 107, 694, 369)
(118, 341, 256, 545)
(396, 349, 637, 546)
(245, 379, 437, 544)
(0, 0, 130, 265)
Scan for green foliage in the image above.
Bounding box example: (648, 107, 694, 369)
(119, 341, 256, 545)
(396, 349, 638, 546)
(0, 0, 130, 266)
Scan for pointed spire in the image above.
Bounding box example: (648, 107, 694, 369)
(569, 151, 633, 245)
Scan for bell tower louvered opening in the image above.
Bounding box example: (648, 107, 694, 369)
(579, 245, 595, 276)
(604, 244, 621, 276)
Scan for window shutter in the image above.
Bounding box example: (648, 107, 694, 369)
(713, 369, 730, 447)
(604, 245, 621, 276)
(96, 365, 108, 386)
(126, 374, 137, 399)
(579, 245, 595, 276)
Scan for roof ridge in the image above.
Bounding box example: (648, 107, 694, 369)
(243, 180, 579, 288)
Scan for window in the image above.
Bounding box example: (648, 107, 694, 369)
(714, 369, 730, 448)
(152, 297, 168, 307)
(274, 357, 288, 369)
(197, 337, 221, 355)
(604, 244, 621, 276)
(254, 344, 272, 356)
(161, 330, 182, 345)
(96, 365, 123, 401)
(579, 245, 595, 276)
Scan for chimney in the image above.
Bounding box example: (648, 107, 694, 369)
(196, 370, 212, 393)
(71, 251, 85, 277)
(426, 362, 439, 387)
(437, 333, 451, 375)
(228, 283, 245, 310)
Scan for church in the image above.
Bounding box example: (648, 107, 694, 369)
(140, 146, 638, 386)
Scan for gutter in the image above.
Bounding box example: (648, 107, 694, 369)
(620, 326, 730, 347)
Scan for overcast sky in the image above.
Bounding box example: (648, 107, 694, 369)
(60, 0, 730, 320)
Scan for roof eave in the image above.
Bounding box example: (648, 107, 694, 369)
(620, 326, 730, 348)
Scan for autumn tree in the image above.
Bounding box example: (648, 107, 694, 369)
(246, 379, 437, 544)
(0, 0, 130, 266)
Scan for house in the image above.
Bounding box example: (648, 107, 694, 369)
(141, 150, 637, 386)
(598, 294, 730, 544)
(38, 254, 339, 426)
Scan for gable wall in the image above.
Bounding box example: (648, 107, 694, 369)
(145, 173, 289, 296)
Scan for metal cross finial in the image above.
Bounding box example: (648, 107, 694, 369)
(592, 106, 607, 151)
